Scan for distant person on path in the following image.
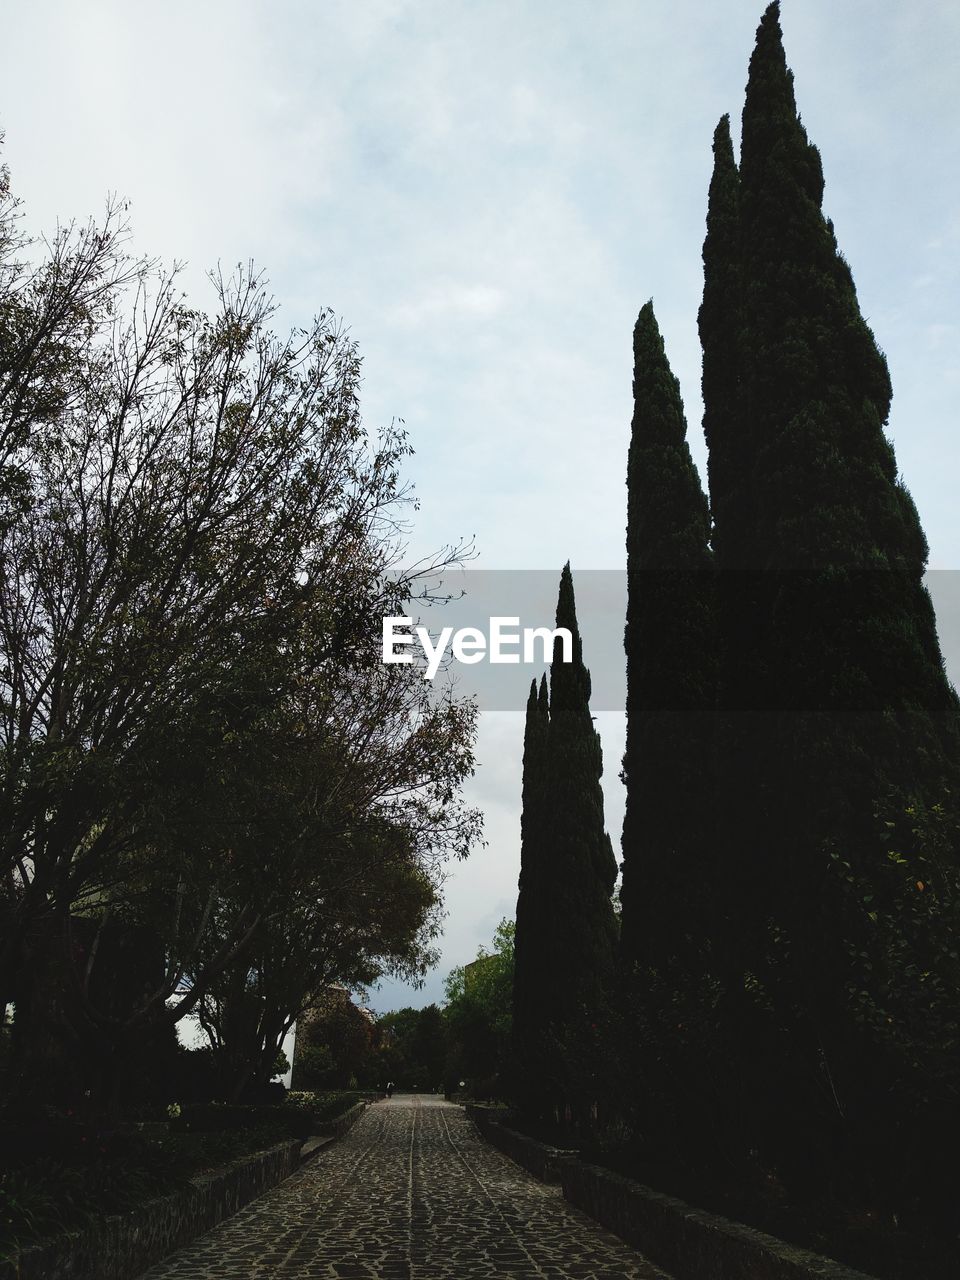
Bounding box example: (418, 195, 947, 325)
(386, 1081, 394, 1098)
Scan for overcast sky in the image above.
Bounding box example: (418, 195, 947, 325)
(3, 1, 958, 1011)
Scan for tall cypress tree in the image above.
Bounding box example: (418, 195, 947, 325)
(512, 674, 549, 1089)
(703, 0, 960, 1192)
(739, 0, 960, 987)
(512, 567, 618, 1121)
(544, 564, 618, 1116)
(698, 109, 771, 1011)
(698, 115, 743, 566)
(620, 302, 715, 975)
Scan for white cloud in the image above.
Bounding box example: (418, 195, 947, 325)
(387, 282, 505, 327)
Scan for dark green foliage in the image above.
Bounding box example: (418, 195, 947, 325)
(445, 919, 514, 1097)
(614, 303, 726, 1209)
(545, 566, 619, 1011)
(9, 916, 179, 1113)
(282, 1090, 360, 1121)
(375, 1006, 422, 1087)
(619, 302, 715, 973)
(170, 1103, 309, 1139)
(0, 154, 480, 1125)
(377, 1004, 448, 1090)
(698, 114, 744, 566)
(169, 1047, 220, 1106)
(409, 1005, 447, 1090)
(693, 0, 960, 1215)
(608, 10, 960, 1255)
(292, 993, 376, 1091)
(513, 567, 618, 1121)
(511, 677, 549, 1081)
(0, 1103, 312, 1261)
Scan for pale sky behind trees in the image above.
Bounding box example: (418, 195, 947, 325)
(2, 0, 958, 1009)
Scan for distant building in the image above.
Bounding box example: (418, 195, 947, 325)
(290, 985, 376, 1090)
(464, 953, 497, 992)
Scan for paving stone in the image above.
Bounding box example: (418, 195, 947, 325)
(138, 1095, 671, 1279)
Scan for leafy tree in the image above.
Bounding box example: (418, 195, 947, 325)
(0, 154, 481, 1112)
(292, 988, 377, 1091)
(376, 1007, 421, 1087)
(179, 642, 479, 1102)
(0, 146, 137, 497)
(378, 1004, 447, 1091)
(410, 1005, 447, 1090)
(444, 918, 514, 1097)
(374, 1004, 456, 1094)
(191, 815, 448, 1101)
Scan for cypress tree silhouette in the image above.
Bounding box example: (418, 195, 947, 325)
(512, 567, 617, 1122)
(701, 0, 960, 1197)
(699, 114, 743, 566)
(699, 104, 776, 1044)
(544, 564, 618, 1119)
(512, 674, 549, 1102)
(620, 302, 715, 976)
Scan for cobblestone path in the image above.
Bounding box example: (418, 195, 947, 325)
(139, 1095, 671, 1279)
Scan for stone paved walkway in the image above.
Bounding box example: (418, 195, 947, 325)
(139, 1095, 671, 1279)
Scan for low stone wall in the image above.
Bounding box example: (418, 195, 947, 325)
(1, 1139, 301, 1280)
(314, 1099, 366, 1138)
(464, 1107, 878, 1280)
(355, 1090, 386, 1104)
(562, 1161, 879, 1280)
(465, 1104, 578, 1184)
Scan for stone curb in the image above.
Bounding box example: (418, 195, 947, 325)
(313, 1099, 366, 1139)
(298, 1134, 336, 1161)
(465, 1103, 579, 1184)
(467, 1108, 878, 1280)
